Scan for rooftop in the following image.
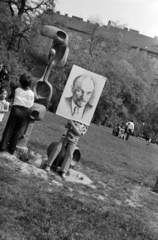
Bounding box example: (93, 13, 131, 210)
(55, 11, 158, 56)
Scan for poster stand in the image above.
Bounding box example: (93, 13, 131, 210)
(54, 124, 71, 172)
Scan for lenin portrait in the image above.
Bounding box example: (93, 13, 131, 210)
(56, 65, 107, 125)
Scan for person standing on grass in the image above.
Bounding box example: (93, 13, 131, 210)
(42, 119, 88, 178)
(0, 73, 34, 154)
(125, 121, 135, 140)
(0, 89, 9, 124)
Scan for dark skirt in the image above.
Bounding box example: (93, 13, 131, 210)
(0, 105, 31, 153)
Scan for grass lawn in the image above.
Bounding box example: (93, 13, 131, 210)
(1, 111, 158, 239)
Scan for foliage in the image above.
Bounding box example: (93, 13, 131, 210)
(0, 44, 29, 97)
(0, 0, 56, 51)
(0, 0, 56, 97)
(141, 102, 158, 141)
(48, 68, 68, 112)
(67, 21, 156, 129)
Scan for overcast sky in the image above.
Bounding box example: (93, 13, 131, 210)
(56, 0, 158, 38)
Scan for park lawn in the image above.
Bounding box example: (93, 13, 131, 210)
(0, 111, 158, 239)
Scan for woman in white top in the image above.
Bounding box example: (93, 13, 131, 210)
(0, 73, 34, 154)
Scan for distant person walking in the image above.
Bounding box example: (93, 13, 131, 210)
(42, 119, 88, 178)
(0, 73, 34, 154)
(125, 121, 134, 140)
(0, 89, 9, 124)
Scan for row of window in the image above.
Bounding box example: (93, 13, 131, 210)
(68, 31, 82, 40)
(68, 32, 106, 46)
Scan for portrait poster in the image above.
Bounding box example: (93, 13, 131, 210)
(56, 65, 107, 125)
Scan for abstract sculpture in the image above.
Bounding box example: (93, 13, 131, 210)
(16, 25, 69, 153)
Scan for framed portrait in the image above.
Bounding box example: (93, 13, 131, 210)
(56, 65, 107, 125)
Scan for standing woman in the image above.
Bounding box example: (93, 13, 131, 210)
(0, 73, 34, 154)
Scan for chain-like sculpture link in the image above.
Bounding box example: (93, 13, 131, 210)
(16, 26, 69, 153)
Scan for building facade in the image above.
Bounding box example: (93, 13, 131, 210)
(54, 11, 158, 95)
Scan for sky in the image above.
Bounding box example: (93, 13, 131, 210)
(56, 0, 158, 38)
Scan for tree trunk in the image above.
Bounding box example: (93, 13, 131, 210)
(153, 178, 158, 193)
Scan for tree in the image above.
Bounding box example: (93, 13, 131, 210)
(0, 0, 56, 52)
(65, 18, 154, 126)
(0, 6, 156, 129)
(0, 0, 57, 97)
(143, 102, 158, 140)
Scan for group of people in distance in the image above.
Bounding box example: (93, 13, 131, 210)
(112, 121, 135, 141)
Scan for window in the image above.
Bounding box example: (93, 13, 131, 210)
(155, 69, 158, 75)
(77, 35, 82, 40)
(101, 41, 106, 47)
(73, 44, 79, 49)
(68, 32, 73, 37)
(153, 45, 158, 49)
(71, 42, 79, 49)
(84, 49, 89, 53)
